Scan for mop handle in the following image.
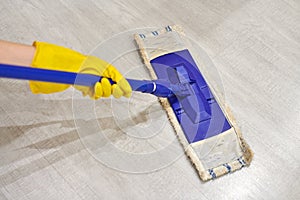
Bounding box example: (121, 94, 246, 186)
(0, 63, 175, 97)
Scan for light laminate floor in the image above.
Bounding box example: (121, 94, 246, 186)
(0, 0, 299, 199)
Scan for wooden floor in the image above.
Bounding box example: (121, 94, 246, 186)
(1, 0, 299, 199)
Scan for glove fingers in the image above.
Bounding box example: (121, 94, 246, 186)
(103, 67, 132, 98)
(101, 78, 112, 97)
(93, 79, 126, 99)
(117, 78, 132, 98)
(112, 84, 123, 99)
(103, 66, 123, 82)
(93, 82, 103, 100)
(78, 56, 131, 99)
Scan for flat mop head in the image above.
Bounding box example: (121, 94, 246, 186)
(135, 25, 253, 181)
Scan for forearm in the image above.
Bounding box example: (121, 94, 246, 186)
(0, 40, 35, 66)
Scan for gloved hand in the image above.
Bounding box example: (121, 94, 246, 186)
(29, 41, 132, 99)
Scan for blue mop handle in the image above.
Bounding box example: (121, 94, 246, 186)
(0, 63, 175, 97)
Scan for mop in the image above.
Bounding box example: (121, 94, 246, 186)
(134, 25, 253, 181)
(0, 25, 253, 181)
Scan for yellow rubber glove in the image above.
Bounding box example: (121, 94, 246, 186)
(29, 41, 132, 99)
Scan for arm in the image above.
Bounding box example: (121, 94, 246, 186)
(0, 40, 131, 99)
(0, 40, 35, 66)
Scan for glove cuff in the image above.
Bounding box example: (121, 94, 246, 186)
(29, 41, 87, 94)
